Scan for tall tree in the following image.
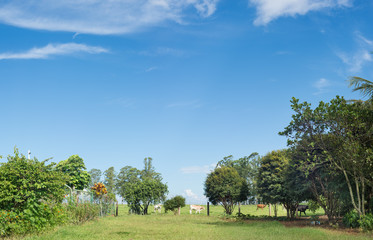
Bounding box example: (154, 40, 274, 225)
(55, 155, 91, 190)
(88, 168, 102, 188)
(281, 96, 373, 217)
(216, 153, 259, 201)
(103, 167, 117, 196)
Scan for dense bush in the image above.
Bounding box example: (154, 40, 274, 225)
(358, 214, 373, 232)
(164, 196, 185, 215)
(0, 202, 67, 237)
(0, 149, 68, 236)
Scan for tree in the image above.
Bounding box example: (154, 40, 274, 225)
(164, 196, 186, 215)
(257, 150, 289, 217)
(88, 168, 102, 188)
(56, 155, 91, 190)
(349, 76, 373, 102)
(0, 148, 67, 211)
(204, 167, 248, 215)
(280, 96, 373, 217)
(103, 167, 117, 200)
(216, 153, 260, 202)
(116, 159, 168, 215)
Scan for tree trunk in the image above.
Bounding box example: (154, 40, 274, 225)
(269, 204, 271, 216)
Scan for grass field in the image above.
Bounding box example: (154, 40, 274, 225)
(25, 205, 373, 240)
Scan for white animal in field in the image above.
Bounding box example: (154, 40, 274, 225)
(190, 205, 205, 214)
(154, 204, 162, 213)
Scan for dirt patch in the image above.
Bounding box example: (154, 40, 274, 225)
(279, 215, 364, 236)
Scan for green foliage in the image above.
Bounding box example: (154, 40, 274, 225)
(358, 214, 373, 232)
(216, 153, 260, 200)
(204, 167, 248, 215)
(116, 159, 168, 215)
(280, 96, 373, 217)
(0, 202, 67, 237)
(343, 210, 361, 228)
(257, 150, 288, 205)
(88, 168, 102, 188)
(0, 148, 67, 211)
(164, 196, 186, 215)
(56, 155, 91, 190)
(64, 198, 100, 224)
(103, 166, 117, 198)
(307, 200, 320, 213)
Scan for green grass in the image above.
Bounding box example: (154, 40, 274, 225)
(25, 205, 372, 240)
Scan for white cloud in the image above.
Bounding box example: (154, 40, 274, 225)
(145, 66, 158, 72)
(183, 189, 207, 204)
(337, 32, 373, 73)
(0, 0, 220, 35)
(180, 163, 215, 174)
(0, 43, 108, 60)
(313, 78, 331, 95)
(249, 0, 352, 26)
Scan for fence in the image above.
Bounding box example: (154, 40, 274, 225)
(63, 188, 116, 217)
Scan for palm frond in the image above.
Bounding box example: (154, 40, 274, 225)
(348, 77, 373, 99)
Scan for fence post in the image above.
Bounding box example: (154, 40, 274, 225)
(115, 201, 119, 217)
(207, 202, 210, 216)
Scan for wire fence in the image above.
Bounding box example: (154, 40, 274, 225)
(63, 188, 117, 217)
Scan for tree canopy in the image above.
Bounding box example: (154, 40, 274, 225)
(56, 155, 91, 190)
(204, 166, 248, 215)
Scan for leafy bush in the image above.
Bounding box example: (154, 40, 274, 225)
(307, 200, 320, 213)
(0, 149, 68, 237)
(358, 214, 373, 232)
(164, 196, 185, 215)
(0, 149, 67, 212)
(0, 202, 67, 237)
(343, 210, 360, 228)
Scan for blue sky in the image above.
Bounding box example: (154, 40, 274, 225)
(1, 0, 372, 204)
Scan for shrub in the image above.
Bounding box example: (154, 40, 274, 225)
(164, 196, 186, 215)
(343, 210, 361, 228)
(0, 202, 67, 237)
(358, 214, 373, 232)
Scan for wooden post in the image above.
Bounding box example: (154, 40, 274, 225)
(269, 203, 271, 216)
(115, 201, 119, 217)
(207, 202, 210, 216)
(238, 202, 241, 215)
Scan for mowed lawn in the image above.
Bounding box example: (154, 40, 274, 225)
(26, 205, 373, 240)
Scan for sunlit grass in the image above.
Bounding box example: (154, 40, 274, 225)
(25, 205, 372, 240)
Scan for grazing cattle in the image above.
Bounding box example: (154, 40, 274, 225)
(256, 204, 267, 210)
(154, 204, 162, 213)
(297, 205, 309, 216)
(190, 205, 205, 214)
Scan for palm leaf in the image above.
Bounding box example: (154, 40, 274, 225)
(348, 77, 373, 100)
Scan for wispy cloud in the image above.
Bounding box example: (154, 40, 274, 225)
(336, 32, 373, 73)
(0, 43, 108, 60)
(180, 163, 215, 174)
(167, 100, 202, 109)
(183, 189, 207, 204)
(0, 0, 220, 35)
(145, 66, 158, 72)
(106, 98, 136, 109)
(313, 78, 331, 95)
(249, 0, 352, 26)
